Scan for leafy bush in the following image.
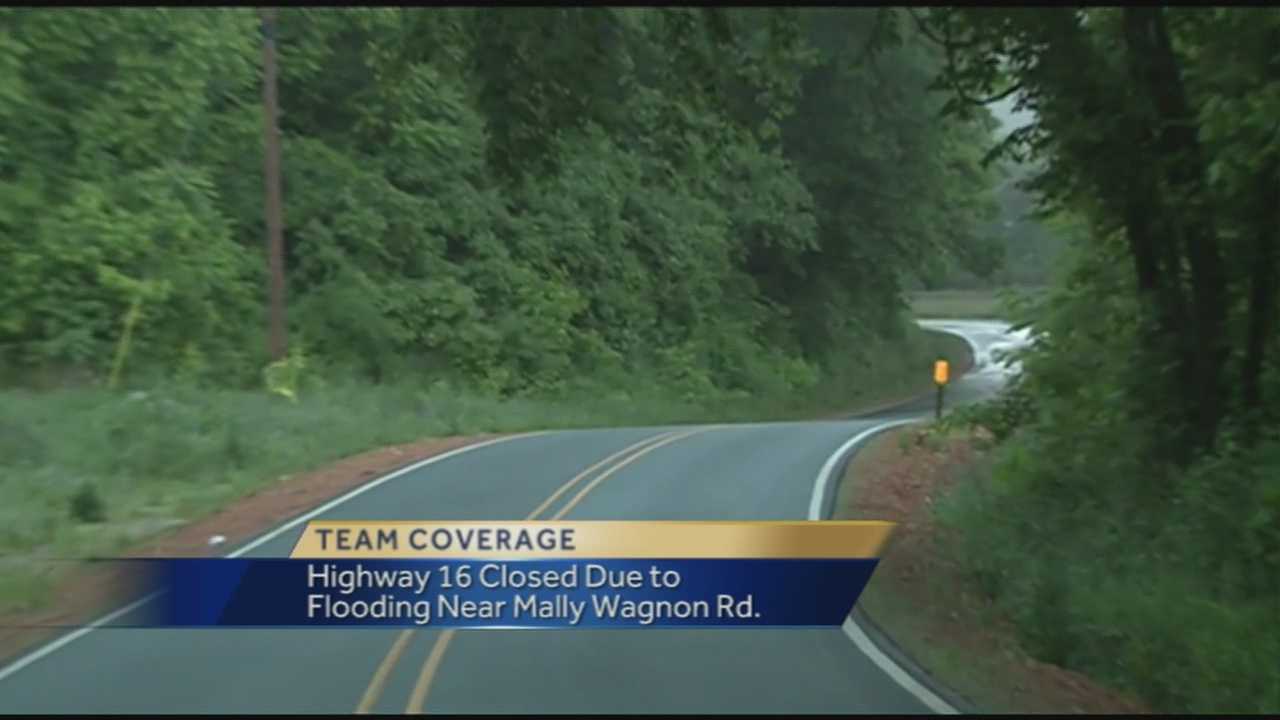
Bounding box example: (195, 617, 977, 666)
(68, 482, 106, 523)
(941, 377, 1036, 445)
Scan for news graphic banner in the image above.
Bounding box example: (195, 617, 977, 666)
(133, 521, 894, 629)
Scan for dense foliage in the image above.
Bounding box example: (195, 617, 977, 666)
(929, 158, 1068, 289)
(925, 7, 1280, 712)
(0, 8, 1000, 397)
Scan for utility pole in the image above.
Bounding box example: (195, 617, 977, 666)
(260, 7, 287, 361)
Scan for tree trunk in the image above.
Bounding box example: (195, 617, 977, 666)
(1241, 160, 1280, 439)
(1122, 7, 1227, 457)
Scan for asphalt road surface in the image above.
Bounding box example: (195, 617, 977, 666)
(0, 319, 1025, 715)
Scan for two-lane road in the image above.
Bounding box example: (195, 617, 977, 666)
(0, 320, 1023, 714)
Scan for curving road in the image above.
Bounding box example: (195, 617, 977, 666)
(0, 320, 1024, 715)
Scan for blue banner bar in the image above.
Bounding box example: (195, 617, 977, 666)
(113, 558, 879, 628)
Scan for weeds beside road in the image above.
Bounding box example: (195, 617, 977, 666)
(0, 326, 969, 615)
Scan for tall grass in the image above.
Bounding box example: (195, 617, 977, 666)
(0, 325, 966, 612)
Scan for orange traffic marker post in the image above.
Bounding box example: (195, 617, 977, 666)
(933, 358, 949, 420)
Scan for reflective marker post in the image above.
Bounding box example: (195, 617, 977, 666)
(933, 357, 949, 420)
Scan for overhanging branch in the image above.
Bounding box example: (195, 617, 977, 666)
(905, 8, 977, 50)
(915, 8, 1019, 109)
(962, 81, 1023, 106)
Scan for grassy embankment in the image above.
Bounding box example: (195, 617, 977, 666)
(0, 324, 966, 614)
(909, 288, 1047, 320)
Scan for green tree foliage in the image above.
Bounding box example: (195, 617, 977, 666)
(0, 9, 262, 377)
(933, 159, 1070, 290)
(923, 8, 1280, 711)
(0, 8, 999, 398)
(923, 7, 1280, 456)
(775, 10, 1002, 357)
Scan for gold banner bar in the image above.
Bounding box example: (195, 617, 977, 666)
(289, 520, 894, 559)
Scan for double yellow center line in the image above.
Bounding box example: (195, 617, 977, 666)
(354, 426, 715, 714)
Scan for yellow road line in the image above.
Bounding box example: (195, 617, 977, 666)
(405, 628, 456, 714)
(354, 629, 415, 714)
(524, 431, 678, 520)
(351, 430, 676, 714)
(549, 427, 711, 521)
(403, 426, 717, 714)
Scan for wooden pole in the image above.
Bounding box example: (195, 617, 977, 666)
(261, 7, 287, 361)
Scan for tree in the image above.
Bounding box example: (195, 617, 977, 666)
(919, 7, 1280, 459)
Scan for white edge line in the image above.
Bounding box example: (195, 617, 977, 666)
(809, 419, 960, 716)
(0, 432, 547, 685)
(806, 420, 916, 522)
(841, 615, 959, 716)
